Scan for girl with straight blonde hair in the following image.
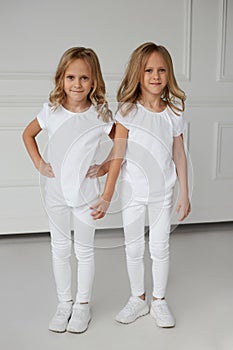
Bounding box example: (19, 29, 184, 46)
(117, 42, 186, 116)
(113, 42, 191, 327)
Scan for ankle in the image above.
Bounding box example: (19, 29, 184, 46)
(153, 296, 165, 301)
(138, 294, 145, 301)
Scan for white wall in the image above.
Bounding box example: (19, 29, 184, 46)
(0, 0, 233, 234)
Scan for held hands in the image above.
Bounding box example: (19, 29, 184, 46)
(90, 195, 110, 220)
(176, 193, 191, 221)
(37, 160, 55, 178)
(86, 163, 108, 178)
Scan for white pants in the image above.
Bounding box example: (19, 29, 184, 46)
(122, 194, 173, 299)
(45, 188, 96, 304)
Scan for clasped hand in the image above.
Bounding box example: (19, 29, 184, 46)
(90, 196, 110, 220)
(86, 163, 111, 220)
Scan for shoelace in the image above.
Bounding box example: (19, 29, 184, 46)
(154, 303, 171, 318)
(55, 308, 71, 319)
(72, 308, 87, 320)
(123, 299, 142, 315)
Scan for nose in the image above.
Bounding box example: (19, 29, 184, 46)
(74, 78, 81, 87)
(153, 71, 159, 80)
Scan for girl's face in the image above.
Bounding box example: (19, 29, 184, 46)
(63, 58, 93, 106)
(140, 51, 168, 99)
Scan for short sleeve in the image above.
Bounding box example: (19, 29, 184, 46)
(170, 113, 187, 137)
(115, 111, 131, 131)
(103, 120, 114, 135)
(37, 103, 49, 130)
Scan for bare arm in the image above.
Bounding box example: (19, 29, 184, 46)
(173, 135, 191, 221)
(90, 122, 128, 219)
(22, 118, 55, 177)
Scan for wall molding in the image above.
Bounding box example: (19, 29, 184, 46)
(0, 126, 39, 188)
(0, 126, 24, 131)
(0, 72, 122, 82)
(217, 0, 233, 82)
(179, 0, 192, 81)
(0, 96, 47, 108)
(1, 95, 233, 110)
(0, 180, 39, 188)
(213, 122, 233, 179)
(184, 121, 190, 151)
(186, 96, 233, 108)
(0, 72, 53, 80)
(0, 72, 123, 81)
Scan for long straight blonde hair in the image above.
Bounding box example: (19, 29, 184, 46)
(49, 47, 112, 122)
(117, 42, 186, 116)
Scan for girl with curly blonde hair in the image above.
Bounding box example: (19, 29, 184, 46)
(23, 47, 117, 334)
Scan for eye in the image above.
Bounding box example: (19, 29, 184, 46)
(66, 75, 74, 80)
(159, 68, 166, 73)
(145, 68, 153, 73)
(81, 76, 89, 81)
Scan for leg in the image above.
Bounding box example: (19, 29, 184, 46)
(123, 202, 147, 297)
(46, 199, 73, 333)
(47, 202, 73, 303)
(148, 204, 172, 299)
(72, 205, 96, 303)
(148, 202, 175, 327)
(115, 201, 149, 324)
(67, 205, 95, 333)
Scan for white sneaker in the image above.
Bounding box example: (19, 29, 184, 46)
(49, 301, 73, 333)
(115, 296, 149, 324)
(67, 303, 91, 333)
(150, 299, 175, 328)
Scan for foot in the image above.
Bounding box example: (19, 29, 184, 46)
(49, 301, 73, 333)
(150, 299, 175, 328)
(67, 303, 91, 333)
(115, 296, 149, 324)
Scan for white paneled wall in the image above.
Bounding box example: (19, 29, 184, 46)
(0, 0, 233, 234)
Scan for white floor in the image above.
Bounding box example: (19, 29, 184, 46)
(0, 222, 233, 350)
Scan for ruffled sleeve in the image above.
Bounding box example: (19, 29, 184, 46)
(115, 111, 131, 131)
(37, 103, 49, 130)
(103, 120, 115, 135)
(170, 111, 187, 137)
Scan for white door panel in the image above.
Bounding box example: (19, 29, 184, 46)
(0, 0, 232, 233)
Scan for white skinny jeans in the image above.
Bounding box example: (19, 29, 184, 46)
(122, 194, 173, 299)
(45, 190, 96, 304)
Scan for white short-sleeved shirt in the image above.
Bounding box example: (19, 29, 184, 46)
(115, 103, 187, 202)
(37, 103, 113, 207)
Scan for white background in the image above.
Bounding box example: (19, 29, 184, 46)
(0, 0, 233, 233)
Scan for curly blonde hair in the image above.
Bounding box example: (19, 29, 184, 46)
(117, 42, 186, 116)
(49, 47, 112, 122)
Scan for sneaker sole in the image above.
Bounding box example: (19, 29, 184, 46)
(150, 309, 175, 328)
(67, 318, 91, 334)
(115, 306, 150, 324)
(49, 320, 71, 334)
(48, 328, 67, 333)
(48, 306, 73, 333)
